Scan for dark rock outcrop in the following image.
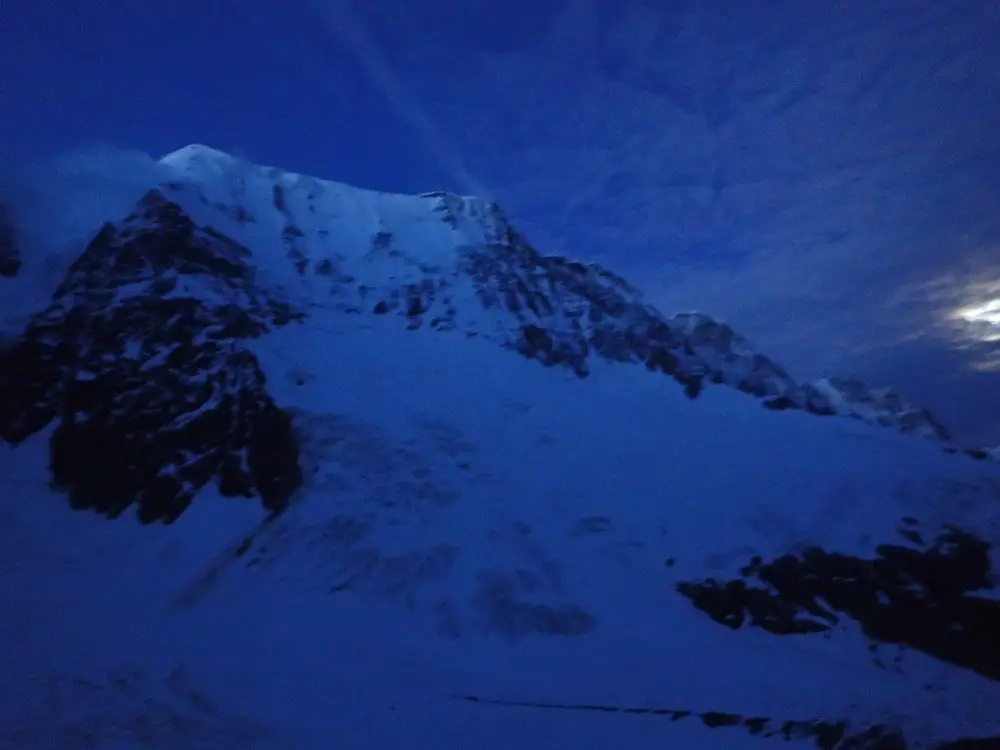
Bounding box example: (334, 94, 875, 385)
(677, 526, 1000, 681)
(455, 694, 915, 749)
(0, 190, 303, 523)
(671, 312, 801, 400)
(0, 203, 20, 277)
(457, 227, 706, 396)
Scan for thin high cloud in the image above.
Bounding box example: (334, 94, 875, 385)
(392, 1, 1000, 365)
(291, 0, 999, 439)
(303, 0, 490, 201)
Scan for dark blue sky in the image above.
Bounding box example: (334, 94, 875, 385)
(0, 1, 449, 190)
(2, 0, 999, 445)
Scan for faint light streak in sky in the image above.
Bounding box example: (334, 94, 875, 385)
(304, 0, 490, 200)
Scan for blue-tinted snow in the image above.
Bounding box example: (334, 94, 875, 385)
(0, 146, 998, 749)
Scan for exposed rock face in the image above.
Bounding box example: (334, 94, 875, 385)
(677, 523, 1000, 682)
(666, 313, 954, 436)
(457, 228, 705, 396)
(0, 190, 303, 523)
(0, 203, 20, 278)
(670, 312, 837, 414)
(671, 312, 799, 397)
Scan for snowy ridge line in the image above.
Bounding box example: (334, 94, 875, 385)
(0, 144, 965, 446)
(153, 145, 958, 444)
(452, 695, 994, 750)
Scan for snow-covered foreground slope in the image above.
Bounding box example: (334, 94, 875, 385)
(1, 145, 999, 749)
(3, 323, 1000, 749)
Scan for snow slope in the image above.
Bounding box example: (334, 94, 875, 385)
(1, 145, 999, 749)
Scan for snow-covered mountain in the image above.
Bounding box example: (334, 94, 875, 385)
(0, 145, 958, 446)
(0, 144, 998, 749)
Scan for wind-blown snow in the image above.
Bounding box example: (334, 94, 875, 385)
(1, 145, 998, 749)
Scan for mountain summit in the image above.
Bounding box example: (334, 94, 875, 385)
(0, 145, 997, 748)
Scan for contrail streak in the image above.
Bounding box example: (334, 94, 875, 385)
(305, 0, 491, 199)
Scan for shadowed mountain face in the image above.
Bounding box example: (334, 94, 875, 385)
(0, 203, 19, 278)
(0, 190, 302, 523)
